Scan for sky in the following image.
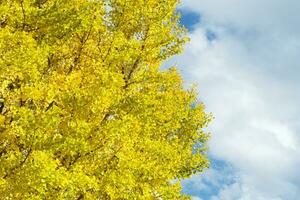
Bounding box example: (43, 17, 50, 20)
(172, 1, 300, 200)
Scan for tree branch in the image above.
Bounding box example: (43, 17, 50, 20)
(67, 27, 93, 74)
(20, 0, 26, 30)
(3, 148, 32, 179)
(123, 27, 149, 89)
(45, 100, 57, 112)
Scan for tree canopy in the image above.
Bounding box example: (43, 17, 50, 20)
(0, 0, 211, 199)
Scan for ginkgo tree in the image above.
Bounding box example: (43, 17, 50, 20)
(0, 0, 211, 199)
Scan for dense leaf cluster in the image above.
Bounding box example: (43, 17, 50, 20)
(0, 0, 211, 199)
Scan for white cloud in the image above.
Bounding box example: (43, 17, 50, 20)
(192, 197, 204, 200)
(180, 0, 300, 36)
(175, 1, 300, 199)
(211, 183, 242, 200)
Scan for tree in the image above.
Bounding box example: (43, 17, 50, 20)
(0, 0, 211, 199)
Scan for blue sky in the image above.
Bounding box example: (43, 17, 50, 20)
(179, 10, 201, 32)
(174, 1, 300, 199)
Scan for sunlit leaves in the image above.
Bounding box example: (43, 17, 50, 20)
(0, 0, 210, 199)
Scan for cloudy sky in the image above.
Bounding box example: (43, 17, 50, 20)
(172, 1, 300, 199)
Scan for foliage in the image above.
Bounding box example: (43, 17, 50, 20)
(0, 0, 211, 199)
